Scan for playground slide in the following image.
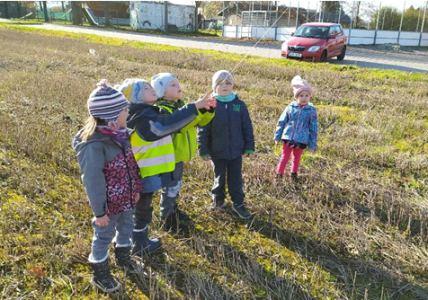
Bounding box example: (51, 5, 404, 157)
(83, 7, 99, 26)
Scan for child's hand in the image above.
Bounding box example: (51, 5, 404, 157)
(195, 92, 216, 110)
(95, 215, 110, 227)
(274, 140, 278, 145)
(244, 150, 254, 157)
(135, 193, 140, 202)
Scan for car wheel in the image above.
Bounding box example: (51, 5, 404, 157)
(337, 46, 346, 61)
(320, 50, 328, 62)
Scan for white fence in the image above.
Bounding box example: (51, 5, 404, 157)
(223, 25, 428, 47)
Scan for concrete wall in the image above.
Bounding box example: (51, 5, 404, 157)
(130, 1, 195, 32)
(223, 25, 428, 47)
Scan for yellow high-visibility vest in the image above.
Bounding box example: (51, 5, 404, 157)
(130, 131, 175, 178)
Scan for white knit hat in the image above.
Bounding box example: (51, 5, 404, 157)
(150, 73, 176, 99)
(212, 70, 234, 90)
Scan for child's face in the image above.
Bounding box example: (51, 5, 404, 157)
(140, 84, 157, 105)
(163, 79, 182, 101)
(116, 107, 129, 128)
(215, 79, 234, 96)
(296, 91, 311, 105)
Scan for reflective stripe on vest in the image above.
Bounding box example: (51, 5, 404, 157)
(130, 132, 175, 178)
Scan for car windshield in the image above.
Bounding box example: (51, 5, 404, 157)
(293, 26, 329, 38)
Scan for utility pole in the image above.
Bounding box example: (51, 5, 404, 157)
(3, 2, 9, 19)
(71, 1, 83, 25)
(42, 1, 49, 22)
(338, 2, 342, 24)
(374, 1, 381, 45)
(295, 1, 299, 28)
(397, 1, 405, 44)
(164, 1, 168, 32)
(419, 1, 427, 46)
(416, 4, 422, 31)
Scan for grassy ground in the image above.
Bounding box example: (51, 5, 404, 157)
(0, 24, 427, 299)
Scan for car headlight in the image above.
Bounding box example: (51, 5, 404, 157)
(281, 42, 288, 51)
(307, 46, 321, 52)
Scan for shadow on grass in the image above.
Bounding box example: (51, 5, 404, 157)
(169, 211, 314, 300)
(244, 214, 428, 299)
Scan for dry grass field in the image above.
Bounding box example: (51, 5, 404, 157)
(0, 24, 427, 299)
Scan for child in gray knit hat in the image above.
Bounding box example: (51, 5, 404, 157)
(198, 70, 255, 220)
(72, 80, 144, 293)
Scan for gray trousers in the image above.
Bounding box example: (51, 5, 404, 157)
(160, 162, 184, 219)
(88, 209, 134, 263)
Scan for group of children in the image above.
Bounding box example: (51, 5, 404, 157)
(72, 72, 318, 293)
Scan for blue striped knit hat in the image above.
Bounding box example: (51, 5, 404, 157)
(87, 79, 129, 122)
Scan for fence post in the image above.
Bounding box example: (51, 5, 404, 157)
(419, 1, 427, 46)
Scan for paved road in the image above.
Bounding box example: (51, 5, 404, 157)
(5, 22, 428, 73)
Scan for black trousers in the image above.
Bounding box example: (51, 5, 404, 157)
(134, 192, 153, 230)
(211, 156, 244, 206)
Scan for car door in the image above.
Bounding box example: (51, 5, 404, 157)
(327, 26, 338, 57)
(336, 25, 346, 50)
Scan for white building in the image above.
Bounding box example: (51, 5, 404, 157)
(130, 1, 196, 32)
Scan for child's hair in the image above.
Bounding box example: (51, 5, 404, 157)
(80, 116, 106, 141)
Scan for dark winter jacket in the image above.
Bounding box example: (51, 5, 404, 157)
(198, 95, 255, 160)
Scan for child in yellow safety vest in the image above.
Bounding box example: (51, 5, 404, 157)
(117, 78, 215, 256)
(151, 73, 215, 232)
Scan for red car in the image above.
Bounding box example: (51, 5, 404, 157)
(281, 22, 347, 62)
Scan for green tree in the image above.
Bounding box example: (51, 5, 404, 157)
(370, 5, 427, 32)
(202, 1, 222, 19)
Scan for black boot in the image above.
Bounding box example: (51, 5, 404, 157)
(132, 228, 161, 257)
(291, 172, 299, 182)
(161, 212, 178, 232)
(210, 198, 227, 211)
(115, 246, 145, 274)
(90, 258, 121, 293)
(232, 203, 253, 220)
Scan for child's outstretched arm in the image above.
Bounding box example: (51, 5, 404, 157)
(131, 104, 198, 142)
(308, 108, 318, 151)
(241, 103, 255, 154)
(274, 107, 289, 142)
(77, 142, 107, 218)
(150, 104, 199, 138)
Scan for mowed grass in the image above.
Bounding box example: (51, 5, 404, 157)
(0, 25, 427, 299)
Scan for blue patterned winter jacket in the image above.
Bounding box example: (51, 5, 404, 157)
(274, 101, 318, 151)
